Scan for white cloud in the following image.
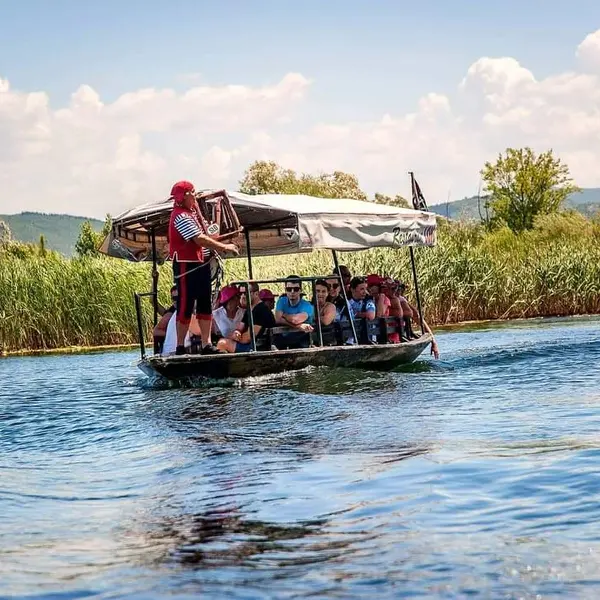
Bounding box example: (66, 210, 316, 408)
(577, 29, 600, 70)
(1, 28, 600, 218)
(0, 73, 310, 217)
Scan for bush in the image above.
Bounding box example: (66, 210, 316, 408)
(2, 215, 600, 353)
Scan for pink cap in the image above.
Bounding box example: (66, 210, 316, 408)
(219, 285, 240, 306)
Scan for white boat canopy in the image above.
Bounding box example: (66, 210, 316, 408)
(100, 190, 437, 262)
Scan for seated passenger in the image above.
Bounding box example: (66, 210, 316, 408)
(342, 276, 376, 344)
(217, 282, 276, 353)
(153, 285, 178, 353)
(395, 281, 419, 339)
(367, 274, 403, 343)
(259, 288, 276, 312)
(313, 279, 337, 326)
(163, 312, 200, 354)
(274, 275, 314, 349)
(366, 274, 391, 318)
(311, 279, 337, 346)
(338, 265, 352, 297)
(212, 285, 244, 339)
(325, 274, 346, 314)
(156, 284, 177, 317)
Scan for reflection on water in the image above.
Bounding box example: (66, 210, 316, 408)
(1, 316, 600, 598)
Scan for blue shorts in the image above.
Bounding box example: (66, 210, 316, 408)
(235, 342, 252, 353)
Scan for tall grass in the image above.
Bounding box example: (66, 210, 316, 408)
(2, 211, 600, 352)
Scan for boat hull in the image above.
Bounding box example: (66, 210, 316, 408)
(138, 334, 432, 381)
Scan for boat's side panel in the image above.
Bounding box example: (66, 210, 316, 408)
(139, 335, 432, 380)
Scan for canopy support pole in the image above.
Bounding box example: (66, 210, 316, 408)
(311, 278, 324, 347)
(150, 228, 159, 326)
(244, 231, 256, 351)
(332, 250, 358, 344)
(409, 247, 425, 332)
(244, 281, 257, 352)
(244, 229, 253, 280)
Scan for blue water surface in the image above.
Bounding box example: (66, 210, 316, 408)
(1, 317, 600, 599)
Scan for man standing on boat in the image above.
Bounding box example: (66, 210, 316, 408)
(168, 180, 239, 355)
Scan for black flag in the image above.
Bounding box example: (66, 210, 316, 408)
(409, 172, 429, 212)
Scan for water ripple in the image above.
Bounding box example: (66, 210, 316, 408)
(1, 316, 600, 598)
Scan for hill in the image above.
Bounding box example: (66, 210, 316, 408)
(0, 212, 104, 256)
(429, 188, 600, 220)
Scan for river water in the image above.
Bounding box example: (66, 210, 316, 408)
(1, 317, 600, 599)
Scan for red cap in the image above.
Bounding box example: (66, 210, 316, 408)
(366, 274, 384, 287)
(259, 288, 275, 300)
(171, 180, 195, 203)
(219, 285, 240, 306)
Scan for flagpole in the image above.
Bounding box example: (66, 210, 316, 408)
(408, 171, 425, 333)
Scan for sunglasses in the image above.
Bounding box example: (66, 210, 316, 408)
(286, 286, 301, 292)
(330, 283, 340, 289)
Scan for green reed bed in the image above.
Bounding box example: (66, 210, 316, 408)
(2, 213, 600, 352)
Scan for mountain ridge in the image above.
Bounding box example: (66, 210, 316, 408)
(0, 212, 104, 256)
(428, 188, 600, 220)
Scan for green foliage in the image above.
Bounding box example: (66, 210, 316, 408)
(2, 212, 600, 352)
(75, 221, 99, 257)
(219, 213, 600, 328)
(373, 193, 410, 208)
(0, 251, 172, 353)
(481, 147, 581, 232)
(239, 160, 367, 200)
(75, 214, 112, 257)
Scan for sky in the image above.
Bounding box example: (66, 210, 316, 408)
(1, 0, 600, 218)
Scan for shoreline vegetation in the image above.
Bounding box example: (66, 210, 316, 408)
(2, 152, 599, 355)
(2, 213, 600, 354)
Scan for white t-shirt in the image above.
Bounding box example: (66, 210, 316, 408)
(162, 310, 191, 355)
(212, 306, 244, 338)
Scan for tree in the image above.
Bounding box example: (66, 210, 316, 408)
(373, 193, 410, 209)
(39, 234, 46, 257)
(100, 213, 112, 238)
(239, 160, 367, 200)
(481, 147, 580, 232)
(75, 221, 99, 257)
(0, 220, 11, 244)
(75, 214, 112, 257)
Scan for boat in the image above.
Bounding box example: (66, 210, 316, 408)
(100, 184, 438, 382)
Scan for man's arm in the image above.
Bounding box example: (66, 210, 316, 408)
(277, 312, 309, 326)
(357, 309, 376, 321)
(356, 300, 376, 321)
(174, 212, 239, 255)
(375, 294, 387, 318)
(239, 323, 262, 344)
(193, 234, 239, 255)
(286, 312, 308, 325)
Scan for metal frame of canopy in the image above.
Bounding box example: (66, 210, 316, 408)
(102, 187, 436, 359)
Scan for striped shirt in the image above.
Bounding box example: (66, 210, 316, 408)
(174, 213, 202, 241)
(174, 212, 211, 260)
